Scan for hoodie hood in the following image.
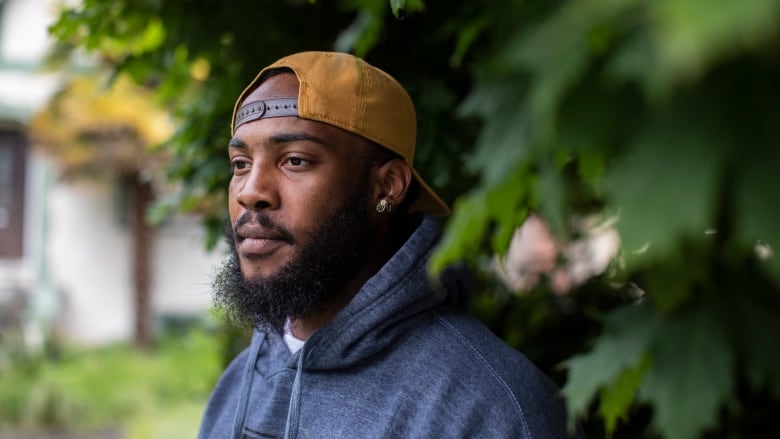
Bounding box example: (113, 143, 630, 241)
(295, 215, 471, 370)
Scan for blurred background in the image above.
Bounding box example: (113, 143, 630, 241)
(1, 1, 225, 437)
(1, 0, 780, 438)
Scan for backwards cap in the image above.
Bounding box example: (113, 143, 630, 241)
(231, 51, 449, 216)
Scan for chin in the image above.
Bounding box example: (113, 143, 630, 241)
(239, 248, 293, 279)
(240, 265, 272, 282)
(239, 257, 285, 281)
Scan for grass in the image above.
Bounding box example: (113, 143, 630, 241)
(0, 328, 223, 439)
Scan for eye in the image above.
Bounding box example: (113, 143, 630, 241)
(231, 158, 250, 174)
(284, 156, 309, 167)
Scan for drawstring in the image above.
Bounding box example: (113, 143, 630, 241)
(232, 332, 265, 439)
(231, 332, 305, 439)
(284, 345, 306, 439)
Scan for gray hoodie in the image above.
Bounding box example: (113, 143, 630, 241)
(198, 216, 580, 439)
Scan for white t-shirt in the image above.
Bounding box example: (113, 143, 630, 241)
(283, 320, 306, 354)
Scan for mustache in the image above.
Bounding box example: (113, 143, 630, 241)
(234, 211, 295, 244)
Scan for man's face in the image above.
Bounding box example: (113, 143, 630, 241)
(228, 73, 370, 281)
(218, 73, 378, 330)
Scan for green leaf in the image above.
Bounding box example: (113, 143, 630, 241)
(604, 110, 724, 265)
(428, 194, 489, 275)
(562, 303, 656, 424)
(606, 30, 666, 100)
(526, 41, 590, 144)
(430, 163, 534, 274)
(487, 165, 532, 258)
(650, 0, 780, 89)
(510, 0, 638, 141)
(640, 307, 735, 439)
(389, 0, 405, 16)
(451, 16, 489, 67)
(739, 297, 780, 398)
(334, 10, 382, 56)
(537, 160, 567, 236)
(599, 354, 650, 436)
(458, 81, 530, 186)
(735, 146, 780, 282)
(643, 259, 704, 314)
(389, 0, 425, 18)
(145, 196, 176, 226)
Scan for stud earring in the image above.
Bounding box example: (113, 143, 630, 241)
(376, 199, 392, 213)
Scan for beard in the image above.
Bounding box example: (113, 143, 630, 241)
(211, 189, 373, 333)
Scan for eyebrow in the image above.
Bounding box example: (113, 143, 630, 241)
(228, 133, 332, 150)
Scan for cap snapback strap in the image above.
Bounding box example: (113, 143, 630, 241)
(234, 98, 299, 131)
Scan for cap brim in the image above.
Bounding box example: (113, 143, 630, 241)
(409, 167, 450, 216)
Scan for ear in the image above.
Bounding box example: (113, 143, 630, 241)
(372, 158, 412, 210)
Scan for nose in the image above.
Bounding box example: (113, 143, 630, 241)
(235, 163, 280, 211)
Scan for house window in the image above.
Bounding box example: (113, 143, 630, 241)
(0, 128, 26, 259)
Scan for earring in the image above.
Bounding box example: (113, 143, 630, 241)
(376, 199, 392, 213)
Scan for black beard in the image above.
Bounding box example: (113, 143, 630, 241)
(212, 190, 373, 333)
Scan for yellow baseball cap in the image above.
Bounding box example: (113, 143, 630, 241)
(231, 51, 450, 216)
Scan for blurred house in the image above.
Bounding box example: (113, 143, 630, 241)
(0, 0, 222, 346)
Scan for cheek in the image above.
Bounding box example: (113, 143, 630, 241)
(227, 180, 243, 224)
(280, 184, 341, 230)
(279, 186, 317, 222)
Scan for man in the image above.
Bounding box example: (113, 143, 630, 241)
(200, 51, 581, 439)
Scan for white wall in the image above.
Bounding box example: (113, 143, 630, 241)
(153, 216, 223, 315)
(0, 0, 61, 118)
(48, 178, 133, 344)
(47, 177, 223, 345)
(1, 0, 54, 62)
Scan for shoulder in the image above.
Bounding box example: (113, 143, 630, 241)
(431, 309, 548, 381)
(415, 308, 577, 438)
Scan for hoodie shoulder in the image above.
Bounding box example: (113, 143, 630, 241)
(426, 308, 577, 438)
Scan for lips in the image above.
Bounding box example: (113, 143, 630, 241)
(239, 237, 284, 258)
(237, 225, 285, 241)
(235, 223, 292, 258)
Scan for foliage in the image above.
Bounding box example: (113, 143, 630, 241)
(47, 0, 780, 438)
(0, 329, 221, 438)
(29, 73, 173, 176)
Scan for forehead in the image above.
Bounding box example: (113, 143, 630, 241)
(242, 72, 299, 105)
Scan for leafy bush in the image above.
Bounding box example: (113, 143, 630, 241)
(0, 329, 221, 438)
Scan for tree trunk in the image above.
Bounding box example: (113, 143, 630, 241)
(126, 173, 154, 349)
